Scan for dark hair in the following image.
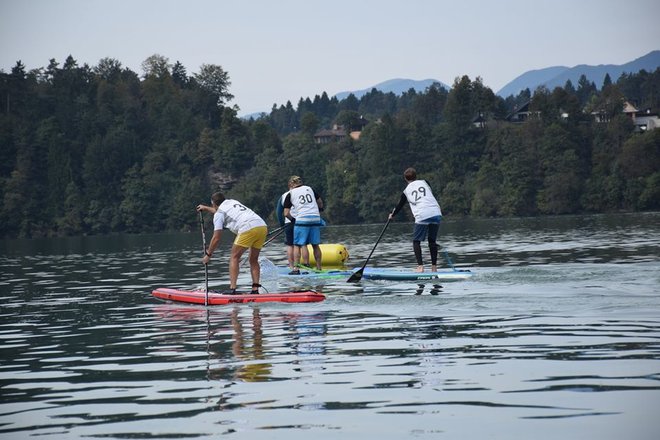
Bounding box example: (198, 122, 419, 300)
(404, 167, 417, 181)
(211, 192, 225, 206)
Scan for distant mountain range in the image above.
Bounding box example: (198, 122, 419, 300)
(334, 78, 452, 100)
(242, 50, 659, 118)
(331, 50, 660, 101)
(497, 50, 660, 97)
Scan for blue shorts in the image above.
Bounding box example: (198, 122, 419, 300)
(413, 216, 441, 242)
(293, 224, 321, 246)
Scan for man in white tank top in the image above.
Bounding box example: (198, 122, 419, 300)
(197, 192, 268, 294)
(282, 175, 324, 274)
(388, 168, 442, 272)
(276, 181, 309, 270)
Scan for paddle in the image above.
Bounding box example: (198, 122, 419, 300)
(266, 224, 288, 237)
(263, 223, 290, 247)
(347, 213, 393, 283)
(199, 211, 209, 306)
(442, 248, 471, 272)
(443, 249, 455, 270)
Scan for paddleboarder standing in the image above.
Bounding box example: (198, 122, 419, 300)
(282, 175, 324, 274)
(276, 180, 310, 270)
(197, 192, 268, 294)
(389, 167, 442, 272)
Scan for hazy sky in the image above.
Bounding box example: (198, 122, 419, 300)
(1, 0, 659, 115)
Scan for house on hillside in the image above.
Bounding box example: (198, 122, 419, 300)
(473, 113, 487, 128)
(314, 116, 370, 143)
(631, 108, 660, 131)
(623, 102, 659, 131)
(506, 101, 539, 123)
(314, 125, 348, 144)
(592, 101, 659, 130)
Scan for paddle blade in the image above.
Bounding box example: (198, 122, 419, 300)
(346, 268, 364, 283)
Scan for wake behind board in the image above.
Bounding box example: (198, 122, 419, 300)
(152, 287, 325, 305)
(360, 267, 473, 281)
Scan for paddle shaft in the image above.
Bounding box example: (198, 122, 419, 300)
(443, 249, 456, 270)
(199, 211, 209, 305)
(264, 223, 289, 246)
(267, 224, 288, 237)
(347, 214, 392, 282)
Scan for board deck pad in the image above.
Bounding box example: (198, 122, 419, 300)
(152, 287, 325, 305)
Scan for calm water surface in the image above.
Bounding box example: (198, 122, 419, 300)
(1, 213, 659, 439)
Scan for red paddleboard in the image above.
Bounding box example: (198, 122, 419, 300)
(152, 287, 325, 305)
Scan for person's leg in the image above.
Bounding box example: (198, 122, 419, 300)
(229, 245, 247, 290)
(312, 245, 322, 270)
(309, 226, 322, 270)
(301, 245, 309, 266)
(290, 245, 301, 274)
(285, 223, 295, 269)
(249, 246, 261, 292)
(413, 241, 423, 271)
(428, 223, 440, 272)
(412, 224, 429, 272)
(287, 245, 294, 269)
(299, 228, 312, 266)
(290, 225, 305, 273)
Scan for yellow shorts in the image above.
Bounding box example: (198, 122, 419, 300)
(234, 226, 267, 249)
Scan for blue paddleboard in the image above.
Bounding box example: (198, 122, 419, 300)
(360, 267, 473, 281)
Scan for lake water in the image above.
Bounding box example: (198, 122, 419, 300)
(1, 213, 659, 439)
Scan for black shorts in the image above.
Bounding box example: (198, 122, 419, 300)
(284, 222, 294, 246)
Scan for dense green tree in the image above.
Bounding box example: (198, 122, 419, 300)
(300, 111, 320, 135)
(471, 161, 502, 216)
(536, 123, 583, 214)
(618, 129, 660, 209)
(324, 152, 361, 223)
(577, 74, 597, 105)
(193, 63, 234, 107)
(334, 110, 362, 131)
(0, 56, 658, 239)
(216, 107, 252, 173)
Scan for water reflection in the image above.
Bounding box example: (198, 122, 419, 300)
(414, 284, 443, 295)
(1, 213, 659, 439)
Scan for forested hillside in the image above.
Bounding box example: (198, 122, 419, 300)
(1, 54, 659, 238)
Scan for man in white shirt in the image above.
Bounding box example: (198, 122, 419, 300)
(282, 175, 324, 274)
(197, 192, 268, 294)
(389, 168, 442, 272)
(276, 180, 309, 270)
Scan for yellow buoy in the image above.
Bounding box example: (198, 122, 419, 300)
(306, 243, 349, 267)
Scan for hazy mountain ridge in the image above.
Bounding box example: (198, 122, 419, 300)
(334, 78, 452, 101)
(332, 51, 659, 102)
(496, 66, 570, 98)
(242, 50, 659, 117)
(496, 50, 660, 97)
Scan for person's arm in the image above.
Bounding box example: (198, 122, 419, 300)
(312, 189, 324, 211)
(202, 230, 223, 264)
(283, 193, 294, 221)
(196, 204, 216, 214)
(389, 193, 407, 219)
